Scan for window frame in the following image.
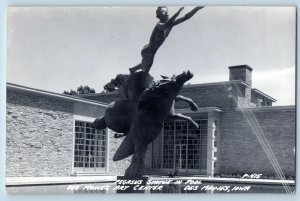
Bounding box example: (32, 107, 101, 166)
(72, 115, 109, 174)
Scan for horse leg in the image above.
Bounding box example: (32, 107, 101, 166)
(91, 116, 107, 129)
(175, 95, 198, 111)
(168, 113, 199, 129)
(114, 133, 127, 138)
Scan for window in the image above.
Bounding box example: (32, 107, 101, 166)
(73, 120, 107, 172)
(159, 119, 208, 171)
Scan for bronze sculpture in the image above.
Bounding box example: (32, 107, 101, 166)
(92, 6, 204, 177)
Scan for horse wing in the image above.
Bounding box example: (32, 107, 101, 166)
(113, 135, 135, 161)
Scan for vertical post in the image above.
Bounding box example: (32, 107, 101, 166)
(144, 143, 152, 171)
(160, 129, 164, 171)
(213, 112, 221, 175)
(105, 128, 110, 173)
(206, 111, 214, 177)
(173, 122, 176, 170)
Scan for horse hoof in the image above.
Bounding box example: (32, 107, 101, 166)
(114, 133, 126, 138)
(190, 104, 198, 111)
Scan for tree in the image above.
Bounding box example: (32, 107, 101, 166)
(76, 85, 96, 95)
(63, 85, 96, 95)
(103, 74, 130, 92)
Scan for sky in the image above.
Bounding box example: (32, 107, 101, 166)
(6, 6, 296, 105)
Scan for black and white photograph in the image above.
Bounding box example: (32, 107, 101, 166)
(5, 6, 296, 194)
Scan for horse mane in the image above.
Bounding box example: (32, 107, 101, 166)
(149, 75, 176, 90)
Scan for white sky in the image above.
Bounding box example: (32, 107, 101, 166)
(7, 6, 295, 105)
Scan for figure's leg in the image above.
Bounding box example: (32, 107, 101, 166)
(141, 57, 154, 73)
(129, 63, 142, 74)
(91, 117, 107, 129)
(141, 48, 155, 73)
(168, 113, 199, 129)
(175, 95, 198, 111)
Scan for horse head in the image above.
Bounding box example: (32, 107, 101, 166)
(156, 70, 193, 91)
(174, 70, 193, 86)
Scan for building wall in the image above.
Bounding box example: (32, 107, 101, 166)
(251, 91, 272, 107)
(219, 106, 295, 176)
(74, 102, 106, 119)
(6, 90, 74, 177)
(171, 84, 235, 109)
(233, 85, 256, 108)
(82, 93, 121, 104)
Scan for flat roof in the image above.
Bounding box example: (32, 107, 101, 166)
(176, 107, 223, 114)
(7, 83, 108, 108)
(236, 105, 295, 112)
(251, 88, 277, 102)
(183, 80, 250, 88)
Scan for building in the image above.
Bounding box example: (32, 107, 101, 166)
(6, 65, 296, 178)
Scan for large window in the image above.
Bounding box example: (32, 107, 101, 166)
(73, 120, 107, 172)
(159, 119, 207, 172)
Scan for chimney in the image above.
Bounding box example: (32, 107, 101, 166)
(229, 65, 253, 86)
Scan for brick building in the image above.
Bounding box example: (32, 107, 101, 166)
(6, 65, 296, 178)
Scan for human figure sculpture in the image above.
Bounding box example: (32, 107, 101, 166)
(129, 6, 204, 74)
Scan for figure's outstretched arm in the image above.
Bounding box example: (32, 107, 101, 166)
(158, 7, 184, 30)
(166, 7, 184, 24)
(172, 6, 204, 26)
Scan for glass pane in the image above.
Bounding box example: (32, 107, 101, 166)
(74, 120, 107, 170)
(162, 119, 208, 170)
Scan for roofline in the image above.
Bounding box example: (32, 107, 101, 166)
(236, 105, 295, 112)
(78, 82, 276, 105)
(7, 83, 108, 107)
(79, 80, 250, 98)
(183, 80, 250, 88)
(78, 90, 119, 97)
(251, 88, 277, 102)
(176, 107, 223, 114)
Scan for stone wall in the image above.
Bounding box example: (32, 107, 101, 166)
(6, 89, 74, 177)
(219, 106, 295, 176)
(232, 85, 256, 108)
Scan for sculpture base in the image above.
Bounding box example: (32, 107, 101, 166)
(116, 176, 149, 193)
